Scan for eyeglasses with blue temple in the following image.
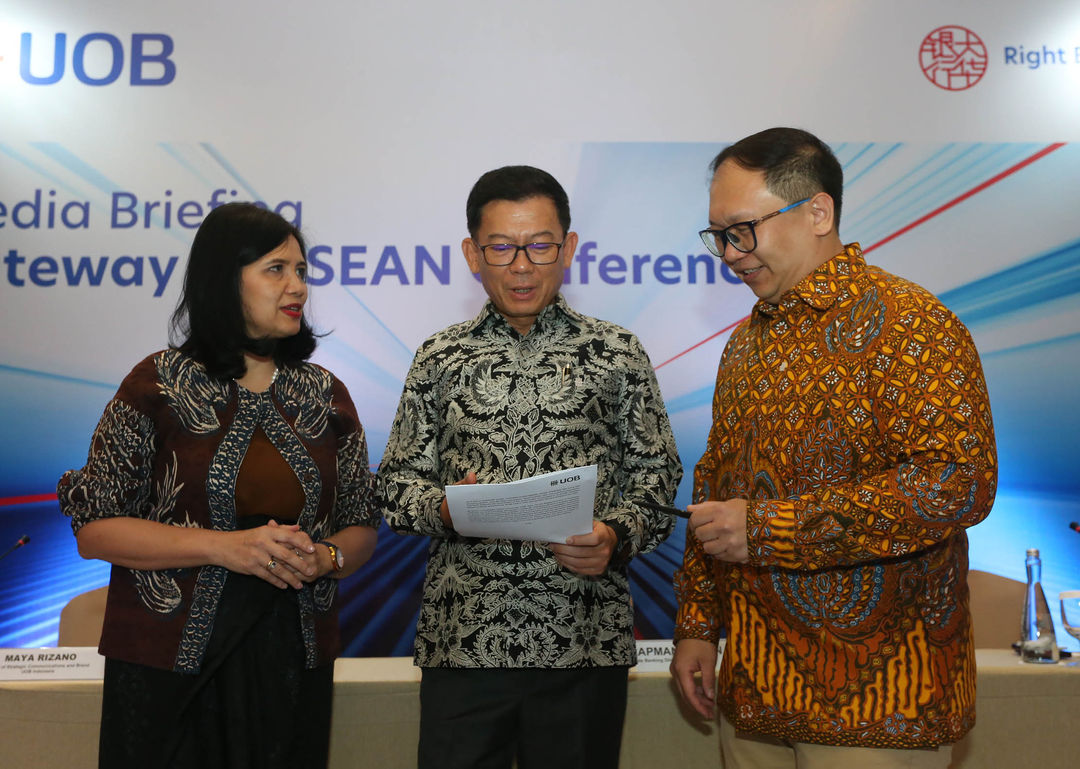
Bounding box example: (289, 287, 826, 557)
(698, 197, 810, 257)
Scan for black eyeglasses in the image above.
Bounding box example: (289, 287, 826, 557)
(698, 197, 810, 257)
(474, 241, 564, 266)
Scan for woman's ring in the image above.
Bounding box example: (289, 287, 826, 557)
(267, 558, 278, 571)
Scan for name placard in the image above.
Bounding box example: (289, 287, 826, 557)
(0, 648, 105, 681)
(633, 639, 675, 672)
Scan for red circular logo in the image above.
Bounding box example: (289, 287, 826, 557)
(919, 26, 988, 90)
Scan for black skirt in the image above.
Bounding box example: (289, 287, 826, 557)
(98, 570, 333, 769)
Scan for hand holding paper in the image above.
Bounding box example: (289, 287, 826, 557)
(550, 519, 618, 576)
(444, 465, 597, 543)
(440, 472, 477, 528)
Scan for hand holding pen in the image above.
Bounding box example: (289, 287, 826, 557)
(638, 500, 690, 519)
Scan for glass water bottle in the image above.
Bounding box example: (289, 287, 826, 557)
(1020, 548, 1060, 663)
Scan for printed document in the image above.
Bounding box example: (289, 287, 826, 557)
(444, 465, 597, 542)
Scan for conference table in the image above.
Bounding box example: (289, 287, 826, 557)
(2, 649, 1076, 767)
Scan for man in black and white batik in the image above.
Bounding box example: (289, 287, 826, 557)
(377, 165, 682, 769)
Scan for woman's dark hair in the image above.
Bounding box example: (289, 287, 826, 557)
(465, 165, 571, 237)
(710, 127, 844, 228)
(170, 202, 316, 379)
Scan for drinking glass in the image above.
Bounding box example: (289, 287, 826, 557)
(1060, 590, 1080, 666)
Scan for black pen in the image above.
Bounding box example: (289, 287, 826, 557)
(637, 500, 691, 519)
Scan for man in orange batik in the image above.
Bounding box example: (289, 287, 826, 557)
(671, 127, 997, 769)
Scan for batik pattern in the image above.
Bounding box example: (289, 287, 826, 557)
(59, 350, 376, 673)
(378, 296, 682, 668)
(674, 245, 997, 748)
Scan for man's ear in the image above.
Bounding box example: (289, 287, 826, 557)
(462, 237, 482, 274)
(809, 192, 836, 236)
(560, 231, 578, 270)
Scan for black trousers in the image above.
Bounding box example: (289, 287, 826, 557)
(418, 666, 629, 769)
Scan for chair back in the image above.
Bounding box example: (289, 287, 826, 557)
(967, 569, 1025, 649)
(57, 586, 108, 647)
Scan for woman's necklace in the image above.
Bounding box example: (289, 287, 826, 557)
(236, 366, 278, 392)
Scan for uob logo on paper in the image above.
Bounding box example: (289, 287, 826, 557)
(17, 32, 175, 86)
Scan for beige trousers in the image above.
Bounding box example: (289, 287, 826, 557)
(719, 714, 953, 769)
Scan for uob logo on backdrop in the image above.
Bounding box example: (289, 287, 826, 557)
(19, 32, 175, 85)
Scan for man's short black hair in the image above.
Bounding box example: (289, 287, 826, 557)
(710, 127, 844, 227)
(170, 202, 317, 379)
(465, 165, 571, 237)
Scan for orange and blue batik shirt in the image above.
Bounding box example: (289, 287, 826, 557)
(674, 244, 997, 748)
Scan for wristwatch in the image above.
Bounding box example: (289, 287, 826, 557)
(318, 540, 344, 572)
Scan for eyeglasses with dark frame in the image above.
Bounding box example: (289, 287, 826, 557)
(474, 241, 565, 266)
(698, 197, 811, 258)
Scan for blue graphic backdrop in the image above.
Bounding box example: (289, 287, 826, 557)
(2, 140, 1078, 653)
